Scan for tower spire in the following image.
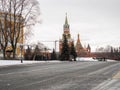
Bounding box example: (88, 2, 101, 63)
(76, 33, 83, 49)
(77, 33, 80, 43)
(64, 13, 69, 29)
(65, 13, 68, 25)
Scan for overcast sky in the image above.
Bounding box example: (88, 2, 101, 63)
(29, 0, 120, 51)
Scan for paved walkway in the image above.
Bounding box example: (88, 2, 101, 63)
(92, 70, 120, 90)
(113, 71, 120, 79)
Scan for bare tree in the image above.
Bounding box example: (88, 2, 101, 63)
(0, 0, 40, 58)
(0, 13, 9, 58)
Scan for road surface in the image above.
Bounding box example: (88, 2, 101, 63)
(0, 61, 120, 90)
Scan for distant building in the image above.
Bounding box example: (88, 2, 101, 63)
(59, 14, 91, 57)
(0, 12, 24, 57)
(76, 33, 91, 57)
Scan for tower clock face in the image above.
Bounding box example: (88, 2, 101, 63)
(64, 30, 69, 34)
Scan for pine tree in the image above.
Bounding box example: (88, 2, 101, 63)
(60, 35, 70, 60)
(34, 45, 40, 60)
(51, 49, 57, 60)
(24, 46, 33, 60)
(70, 42, 77, 61)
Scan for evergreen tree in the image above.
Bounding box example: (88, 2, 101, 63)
(70, 42, 77, 61)
(24, 46, 33, 60)
(51, 49, 57, 60)
(60, 35, 70, 60)
(34, 45, 40, 60)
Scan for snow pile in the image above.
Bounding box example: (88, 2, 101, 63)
(106, 59, 117, 62)
(76, 57, 98, 61)
(76, 57, 117, 62)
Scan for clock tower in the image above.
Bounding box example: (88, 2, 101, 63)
(59, 13, 73, 53)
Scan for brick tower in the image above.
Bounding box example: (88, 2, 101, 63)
(59, 13, 73, 53)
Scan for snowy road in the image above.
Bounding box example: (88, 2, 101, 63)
(0, 61, 120, 90)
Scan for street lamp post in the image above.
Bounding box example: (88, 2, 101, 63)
(44, 47, 47, 60)
(55, 40, 58, 52)
(20, 44, 23, 63)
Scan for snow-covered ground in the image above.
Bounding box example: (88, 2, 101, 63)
(0, 60, 61, 66)
(0, 57, 117, 67)
(76, 57, 116, 62)
(76, 57, 98, 61)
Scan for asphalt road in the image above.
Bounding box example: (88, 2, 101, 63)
(0, 61, 120, 90)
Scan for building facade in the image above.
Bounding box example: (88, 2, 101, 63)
(76, 34, 91, 57)
(0, 12, 24, 58)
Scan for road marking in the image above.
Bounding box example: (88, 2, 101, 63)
(113, 71, 120, 79)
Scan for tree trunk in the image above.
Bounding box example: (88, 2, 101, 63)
(12, 46, 16, 59)
(13, 49, 16, 59)
(3, 49, 6, 59)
